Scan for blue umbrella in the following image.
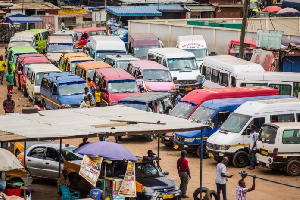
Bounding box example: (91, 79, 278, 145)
(74, 141, 137, 162)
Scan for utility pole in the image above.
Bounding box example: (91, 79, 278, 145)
(239, 0, 249, 59)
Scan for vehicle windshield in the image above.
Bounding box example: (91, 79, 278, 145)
(48, 44, 74, 53)
(168, 57, 198, 71)
(119, 102, 147, 111)
(250, 2, 258, 9)
(96, 51, 126, 61)
(134, 46, 159, 58)
(62, 148, 83, 161)
(71, 61, 90, 73)
(185, 49, 207, 61)
(59, 82, 88, 96)
(74, 32, 82, 42)
(135, 162, 164, 178)
(259, 125, 278, 144)
(87, 69, 97, 79)
(10, 41, 33, 46)
(116, 60, 131, 70)
(220, 113, 251, 133)
(189, 106, 215, 123)
(35, 72, 49, 86)
(169, 101, 196, 119)
(108, 80, 139, 94)
(143, 69, 172, 82)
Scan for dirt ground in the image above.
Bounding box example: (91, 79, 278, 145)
(0, 45, 300, 200)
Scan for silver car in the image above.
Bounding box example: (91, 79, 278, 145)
(20, 143, 83, 179)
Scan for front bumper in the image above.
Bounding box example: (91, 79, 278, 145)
(176, 83, 198, 93)
(173, 141, 198, 153)
(207, 148, 235, 161)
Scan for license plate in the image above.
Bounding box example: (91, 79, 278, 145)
(163, 194, 174, 199)
(184, 145, 188, 148)
(209, 153, 214, 158)
(165, 137, 169, 140)
(261, 150, 268, 156)
(185, 87, 193, 91)
(174, 145, 179, 150)
(219, 153, 224, 156)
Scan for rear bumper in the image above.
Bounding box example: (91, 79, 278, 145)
(257, 160, 286, 170)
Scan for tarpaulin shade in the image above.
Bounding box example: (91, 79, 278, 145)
(6, 16, 43, 23)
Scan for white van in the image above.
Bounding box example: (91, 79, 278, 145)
(53, 30, 76, 42)
(236, 71, 300, 97)
(85, 36, 126, 61)
(148, 48, 200, 93)
(26, 63, 61, 104)
(177, 35, 208, 67)
(202, 55, 265, 89)
(256, 122, 300, 176)
(206, 98, 300, 168)
(10, 32, 35, 46)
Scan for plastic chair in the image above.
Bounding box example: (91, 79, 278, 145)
(59, 184, 81, 200)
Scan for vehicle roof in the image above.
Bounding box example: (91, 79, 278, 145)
(28, 143, 76, 149)
(67, 56, 93, 62)
(119, 92, 171, 103)
(182, 86, 279, 105)
(130, 33, 158, 39)
(106, 54, 140, 61)
(90, 35, 122, 41)
(48, 36, 73, 44)
(44, 72, 86, 84)
(13, 32, 35, 38)
(234, 98, 300, 116)
(129, 33, 159, 46)
(236, 71, 300, 82)
(24, 29, 49, 34)
(90, 36, 126, 51)
(77, 61, 112, 70)
(230, 38, 256, 45)
(18, 54, 44, 59)
(203, 55, 264, 75)
(8, 42, 32, 48)
(148, 48, 195, 58)
(129, 60, 168, 70)
(263, 122, 300, 129)
(27, 63, 61, 73)
(95, 68, 134, 81)
(53, 30, 75, 36)
(21, 57, 50, 65)
(73, 27, 106, 32)
(62, 52, 88, 58)
(201, 95, 293, 110)
(9, 46, 37, 54)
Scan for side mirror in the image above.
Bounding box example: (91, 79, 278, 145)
(163, 172, 169, 176)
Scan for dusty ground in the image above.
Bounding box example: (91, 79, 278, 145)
(0, 45, 300, 200)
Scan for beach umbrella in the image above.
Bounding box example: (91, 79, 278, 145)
(74, 141, 137, 162)
(0, 148, 23, 171)
(262, 6, 282, 13)
(277, 7, 299, 15)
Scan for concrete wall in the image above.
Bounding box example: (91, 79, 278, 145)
(129, 17, 300, 55)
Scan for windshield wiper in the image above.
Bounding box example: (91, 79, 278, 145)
(219, 130, 229, 134)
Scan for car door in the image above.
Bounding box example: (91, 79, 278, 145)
(43, 147, 62, 179)
(26, 146, 46, 178)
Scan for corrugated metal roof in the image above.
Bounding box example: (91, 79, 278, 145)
(185, 5, 215, 11)
(119, 0, 195, 4)
(148, 4, 185, 11)
(106, 6, 162, 17)
(0, 106, 204, 142)
(9, 2, 60, 10)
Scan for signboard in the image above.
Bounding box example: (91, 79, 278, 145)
(256, 30, 283, 49)
(58, 9, 85, 15)
(79, 155, 103, 187)
(118, 161, 136, 197)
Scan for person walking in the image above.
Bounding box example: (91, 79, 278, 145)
(6, 68, 14, 94)
(61, 20, 65, 30)
(235, 173, 256, 200)
(215, 157, 233, 200)
(78, 138, 90, 147)
(177, 150, 191, 198)
(0, 55, 5, 85)
(3, 93, 15, 114)
(248, 125, 258, 170)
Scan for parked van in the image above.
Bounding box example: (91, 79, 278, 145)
(228, 39, 256, 61)
(60, 56, 94, 73)
(235, 71, 300, 97)
(127, 60, 175, 92)
(23, 29, 50, 53)
(93, 68, 140, 104)
(148, 48, 199, 93)
(201, 55, 265, 89)
(177, 35, 208, 66)
(86, 36, 126, 61)
(6, 46, 37, 71)
(15, 54, 50, 94)
(58, 52, 89, 70)
(75, 61, 112, 82)
(45, 36, 74, 66)
(53, 30, 76, 42)
(174, 95, 292, 157)
(10, 32, 35, 46)
(104, 54, 140, 70)
(170, 86, 279, 119)
(26, 63, 61, 104)
(73, 27, 108, 48)
(41, 72, 92, 109)
(257, 122, 300, 176)
(207, 98, 300, 168)
(128, 33, 161, 59)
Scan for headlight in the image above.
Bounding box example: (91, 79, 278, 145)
(218, 145, 231, 150)
(184, 138, 195, 143)
(142, 186, 154, 193)
(62, 104, 71, 108)
(174, 184, 180, 190)
(165, 132, 174, 137)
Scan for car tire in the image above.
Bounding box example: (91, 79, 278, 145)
(286, 160, 300, 176)
(204, 190, 217, 200)
(23, 86, 28, 97)
(232, 151, 249, 168)
(22, 107, 38, 114)
(197, 145, 209, 159)
(193, 187, 209, 200)
(14, 149, 20, 157)
(147, 135, 154, 142)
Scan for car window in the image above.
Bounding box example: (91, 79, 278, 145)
(29, 147, 46, 159)
(45, 147, 59, 161)
(282, 129, 300, 144)
(271, 114, 295, 123)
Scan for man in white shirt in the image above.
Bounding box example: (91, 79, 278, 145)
(61, 20, 65, 30)
(215, 157, 233, 200)
(249, 125, 259, 170)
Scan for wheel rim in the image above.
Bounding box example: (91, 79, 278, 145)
(237, 155, 246, 165)
(290, 163, 300, 174)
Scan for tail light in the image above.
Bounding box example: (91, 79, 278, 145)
(273, 148, 278, 159)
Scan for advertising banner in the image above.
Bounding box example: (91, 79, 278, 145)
(118, 161, 136, 197)
(79, 155, 103, 187)
(257, 30, 283, 49)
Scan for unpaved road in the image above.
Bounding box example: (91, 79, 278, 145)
(0, 45, 299, 200)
